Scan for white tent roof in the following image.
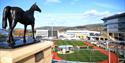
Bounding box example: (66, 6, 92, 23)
(58, 45, 73, 48)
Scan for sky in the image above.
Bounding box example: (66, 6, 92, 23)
(0, 0, 125, 29)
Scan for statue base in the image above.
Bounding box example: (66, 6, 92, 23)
(0, 41, 52, 63)
(0, 36, 40, 49)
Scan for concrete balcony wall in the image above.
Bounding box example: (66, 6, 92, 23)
(0, 41, 53, 63)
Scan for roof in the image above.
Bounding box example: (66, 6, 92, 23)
(102, 12, 125, 20)
(66, 30, 100, 33)
(58, 45, 73, 48)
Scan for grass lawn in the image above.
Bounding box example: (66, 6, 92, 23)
(54, 40, 108, 62)
(58, 49, 108, 62)
(55, 40, 84, 46)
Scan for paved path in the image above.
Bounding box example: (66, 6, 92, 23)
(52, 52, 62, 60)
(84, 42, 118, 63)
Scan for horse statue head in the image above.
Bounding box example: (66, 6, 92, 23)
(30, 3, 41, 12)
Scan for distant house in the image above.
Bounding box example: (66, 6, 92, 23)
(36, 26, 66, 39)
(35, 30, 48, 39)
(102, 12, 125, 43)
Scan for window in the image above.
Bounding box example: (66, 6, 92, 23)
(109, 33, 113, 36)
(100, 38, 104, 40)
(118, 22, 125, 28)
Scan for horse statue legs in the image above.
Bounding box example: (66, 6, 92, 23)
(8, 22, 29, 47)
(31, 24, 36, 42)
(23, 25, 27, 43)
(9, 23, 36, 47)
(23, 23, 36, 43)
(8, 21, 17, 47)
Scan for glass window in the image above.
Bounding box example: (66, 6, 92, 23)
(118, 22, 125, 28)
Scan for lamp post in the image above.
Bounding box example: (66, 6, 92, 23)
(106, 31, 111, 63)
(51, 23, 53, 38)
(107, 40, 111, 63)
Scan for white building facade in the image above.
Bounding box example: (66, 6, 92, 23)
(58, 30, 101, 40)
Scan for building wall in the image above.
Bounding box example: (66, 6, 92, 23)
(105, 18, 119, 32)
(118, 17, 125, 32)
(17, 47, 52, 63)
(104, 16, 125, 32)
(48, 31, 57, 37)
(35, 30, 48, 38)
(58, 30, 101, 40)
(102, 13, 125, 42)
(16, 55, 35, 63)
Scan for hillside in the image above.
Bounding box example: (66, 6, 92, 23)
(74, 23, 104, 31)
(61, 23, 104, 31)
(36, 26, 69, 31)
(36, 23, 104, 31)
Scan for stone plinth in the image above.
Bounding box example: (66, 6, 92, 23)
(0, 41, 53, 63)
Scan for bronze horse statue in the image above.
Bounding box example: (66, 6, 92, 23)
(2, 3, 41, 47)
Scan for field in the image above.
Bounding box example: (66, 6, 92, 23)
(55, 40, 108, 62)
(58, 50, 108, 62)
(55, 40, 84, 46)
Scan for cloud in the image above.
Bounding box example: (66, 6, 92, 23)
(34, 10, 112, 27)
(45, 0, 61, 4)
(83, 9, 110, 17)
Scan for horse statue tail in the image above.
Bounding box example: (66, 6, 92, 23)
(2, 6, 11, 29)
